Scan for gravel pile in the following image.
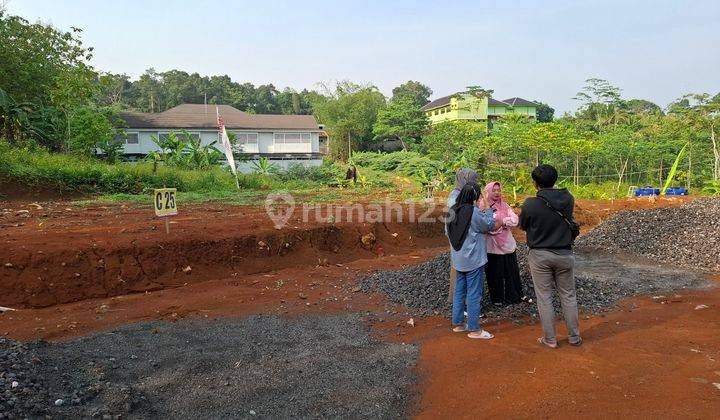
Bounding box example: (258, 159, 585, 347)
(576, 198, 720, 272)
(358, 245, 540, 318)
(1, 314, 418, 419)
(359, 244, 709, 318)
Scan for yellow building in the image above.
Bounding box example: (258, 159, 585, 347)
(421, 93, 537, 125)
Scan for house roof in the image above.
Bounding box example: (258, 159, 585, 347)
(421, 93, 539, 111)
(488, 98, 511, 106)
(501, 97, 538, 107)
(120, 104, 320, 130)
(420, 95, 451, 111)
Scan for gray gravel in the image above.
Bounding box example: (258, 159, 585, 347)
(359, 244, 710, 318)
(1, 314, 418, 419)
(576, 197, 720, 272)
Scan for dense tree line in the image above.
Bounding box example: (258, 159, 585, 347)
(96, 70, 320, 115)
(2, 10, 718, 191)
(419, 79, 720, 192)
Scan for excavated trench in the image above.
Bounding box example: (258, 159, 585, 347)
(2, 220, 445, 308)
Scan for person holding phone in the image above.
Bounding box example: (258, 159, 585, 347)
(446, 182, 502, 339)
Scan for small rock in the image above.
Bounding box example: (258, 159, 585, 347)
(361, 233, 376, 247)
(695, 304, 709, 310)
(182, 266, 192, 274)
(55, 399, 64, 406)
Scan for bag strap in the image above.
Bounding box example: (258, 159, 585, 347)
(536, 196, 575, 229)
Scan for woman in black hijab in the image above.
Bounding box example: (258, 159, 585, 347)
(445, 182, 499, 339)
(447, 168, 479, 302)
(447, 183, 482, 251)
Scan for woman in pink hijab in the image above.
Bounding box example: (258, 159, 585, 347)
(484, 182, 530, 305)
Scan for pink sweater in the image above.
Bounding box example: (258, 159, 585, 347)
(485, 202, 519, 255)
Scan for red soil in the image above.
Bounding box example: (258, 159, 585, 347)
(1, 194, 717, 418)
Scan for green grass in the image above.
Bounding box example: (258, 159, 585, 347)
(0, 140, 270, 194)
(83, 187, 397, 207)
(85, 190, 272, 206)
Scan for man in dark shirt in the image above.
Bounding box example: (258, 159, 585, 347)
(519, 164, 582, 348)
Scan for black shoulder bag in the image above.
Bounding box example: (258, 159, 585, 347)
(537, 196, 580, 240)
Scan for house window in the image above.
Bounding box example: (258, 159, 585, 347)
(274, 133, 311, 144)
(125, 133, 139, 144)
(159, 132, 200, 143)
(234, 132, 258, 152)
(235, 133, 258, 145)
(115, 133, 139, 144)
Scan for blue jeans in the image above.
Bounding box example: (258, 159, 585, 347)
(452, 266, 485, 331)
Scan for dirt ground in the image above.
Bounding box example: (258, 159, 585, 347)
(1, 194, 717, 418)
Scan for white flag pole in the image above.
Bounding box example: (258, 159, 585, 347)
(216, 106, 240, 190)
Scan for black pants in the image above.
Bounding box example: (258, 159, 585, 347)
(485, 252, 524, 304)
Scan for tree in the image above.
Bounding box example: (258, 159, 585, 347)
(421, 120, 487, 172)
(312, 81, 386, 160)
(133, 68, 164, 112)
(0, 12, 95, 105)
(96, 73, 133, 107)
(535, 101, 555, 122)
(573, 78, 623, 131)
(372, 98, 428, 150)
(452, 85, 494, 117)
(231, 82, 257, 112)
(391, 81, 432, 108)
(67, 106, 120, 157)
(622, 99, 663, 115)
(0, 11, 98, 148)
(669, 93, 720, 183)
(253, 84, 280, 114)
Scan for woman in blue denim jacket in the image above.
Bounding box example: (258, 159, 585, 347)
(446, 182, 502, 339)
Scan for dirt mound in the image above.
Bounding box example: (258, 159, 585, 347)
(573, 202, 602, 228)
(577, 197, 720, 272)
(1, 314, 418, 419)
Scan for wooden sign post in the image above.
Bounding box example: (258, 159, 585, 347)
(154, 188, 177, 233)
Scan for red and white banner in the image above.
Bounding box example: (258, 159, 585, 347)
(216, 107, 237, 176)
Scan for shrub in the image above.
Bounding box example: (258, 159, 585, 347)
(701, 180, 720, 195)
(352, 150, 442, 179)
(270, 161, 345, 185)
(0, 139, 243, 194)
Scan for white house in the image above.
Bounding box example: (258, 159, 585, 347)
(118, 104, 329, 172)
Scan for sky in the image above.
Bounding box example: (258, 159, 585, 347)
(5, 0, 720, 114)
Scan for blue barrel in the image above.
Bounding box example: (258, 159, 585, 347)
(635, 187, 661, 196)
(665, 187, 689, 196)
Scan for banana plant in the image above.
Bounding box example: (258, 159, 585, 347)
(0, 88, 52, 142)
(182, 129, 219, 169)
(661, 143, 687, 194)
(252, 157, 277, 175)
